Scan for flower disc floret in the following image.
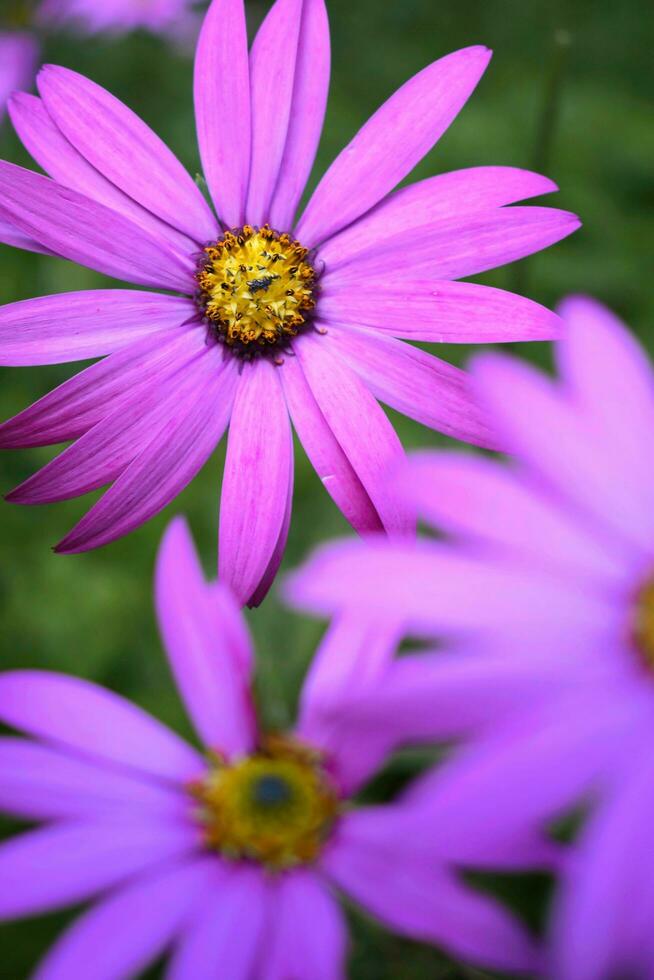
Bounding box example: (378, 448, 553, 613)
(191, 734, 339, 869)
(195, 224, 317, 357)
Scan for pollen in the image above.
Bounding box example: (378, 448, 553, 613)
(195, 225, 317, 356)
(190, 734, 339, 870)
(633, 578, 654, 670)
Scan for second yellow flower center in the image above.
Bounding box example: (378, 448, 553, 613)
(195, 225, 316, 357)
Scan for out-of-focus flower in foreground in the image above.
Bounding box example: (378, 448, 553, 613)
(288, 296, 654, 980)
(0, 31, 37, 121)
(36, 0, 198, 38)
(0, 0, 578, 605)
(0, 517, 543, 978)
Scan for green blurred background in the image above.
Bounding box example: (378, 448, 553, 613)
(0, 0, 652, 975)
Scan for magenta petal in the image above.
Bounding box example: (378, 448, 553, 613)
(263, 870, 347, 980)
(34, 859, 215, 980)
(319, 280, 561, 344)
(167, 864, 267, 980)
(323, 815, 539, 974)
(269, 0, 330, 231)
(194, 0, 251, 228)
(246, 0, 303, 226)
(0, 161, 194, 290)
(0, 216, 55, 256)
(155, 517, 256, 756)
(37, 66, 217, 243)
(0, 670, 204, 781)
(0, 326, 203, 450)
(218, 359, 293, 606)
(295, 334, 413, 535)
(55, 350, 238, 553)
(0, 290, 194, 367)
(279, 351, 382, 534)
(327, 324, 500, 449)
(319, 166, 558, 269)
(0, 737, 189, 821)
(246, 446, 294, 608)
(295, 45, 491, 248)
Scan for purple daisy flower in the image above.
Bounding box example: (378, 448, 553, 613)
(0, 516, 542, 978)
(288, 296, 654, 979)
(36, 0, 198, 38)
(0, 0, 578, 605)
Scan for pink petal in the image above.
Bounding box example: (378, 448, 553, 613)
(0, 670, 204, 782)
(323, 816, 539, 974)
(0, 819, 197, 920)
(325, 206, 580, 283)
(218, 359, 293, 607)
(246, 0, 303, 226)
(167, 864, 267, 980)
(269, 0, 330, 231)
(34, 859, 215, 980)
(246, 444, 294, 608)
(55, 350, 238, 553)
(194, 0, 251, 228)
(0, 290, 194, 366)
(155, 517, 256, 756)
(319, 279, 561, 344)
(0, 161, 194, 290)
(0, 216, 55, 256)
(296, 45, 492, 248)
(326, 324, 500, 449)
(295, 333, 413, 535)
(0, 737, 189, 821)
(279, 351, 382, 534)
(37, 66, 218, 243)
(318, 165, 558, 269)
(9, 92, 200, 255)
(263, 870, 347, 980)
(0, 326, 203, 449)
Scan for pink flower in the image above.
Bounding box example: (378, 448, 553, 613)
(36, 0, 197, 38)
(0, 517, 541, 978)
(0, 0, 578, 605)
(0, 32, 38, 121)
(288, 296, 654, 980)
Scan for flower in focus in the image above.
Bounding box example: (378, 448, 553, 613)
(0, 0, 578, 605)
(0, 517, 543, 978)
(0, 31, 37, 121)
(36, 0, 198, 38)
(288, 296, 654, 980)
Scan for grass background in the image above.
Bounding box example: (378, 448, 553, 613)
(0, 0, 652, 975)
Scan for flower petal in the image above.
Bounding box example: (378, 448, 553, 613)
(318, 166, 558, 269)
(9, 92, 200, 255)
(0, 737, 189, 821)
(319, 279, 561, 344)
(246, 443, 294, 608)
(295, 333, 413, 535)
(0, 216, 54, 256)
(269, 0, 330, 231)
(326, 324, 500, 449)
(155, 517, 256, 756)
(0, 326, 203, 449)
(218, 359, 293, 607)
(0, 819, 197, 920)
(55, 349, 237, 553)
(279, 351, 383, 534)
(296, 45, 491, 247)
(0, 670, 204, 782)
(263, 871, 347, 980)
(0, 290, 194, 367)
(37, 66, 217, 243)
(167, 864, 267, 980)
(194, 0, 251, 228)
(0, 161, 194, 290)
(246, 0, 303, 226)
(34, 859, 215, 980)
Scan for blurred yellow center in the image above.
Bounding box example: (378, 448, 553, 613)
(191, 734, 339, 870)
(196, 225, 316, 355)
(633, 579, 654, 668)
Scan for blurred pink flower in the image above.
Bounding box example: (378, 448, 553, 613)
(0, 517, 542, 978)
(0, 32, 38, 121)
(289, 296, 654, 980)
(0, 0, 578, 604)
(36, 0, 198, 38)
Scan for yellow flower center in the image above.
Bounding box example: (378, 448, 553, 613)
(190, 734, 339, 870)
(195, 225, 317, 357)
(633, 578, 654, 669)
